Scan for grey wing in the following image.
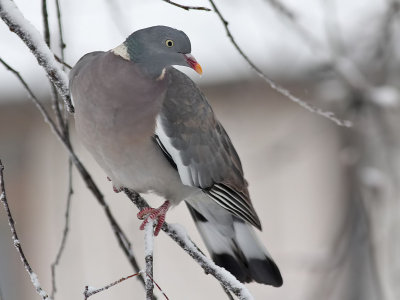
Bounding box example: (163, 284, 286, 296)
(155, 68, 261, 229)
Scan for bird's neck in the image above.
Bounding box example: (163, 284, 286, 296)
(112, 42, 165, 79)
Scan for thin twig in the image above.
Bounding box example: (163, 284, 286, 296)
(124, 189, 254, 300)
(41, 0, 50, 46)
(208, 0, 351, 127)
(144, 220, 154, 299)
(162, 0, 211, 11)
(41, 0, 66, 133)
(84, 272, 141, 300)
(0, 0, 74, 112)
(54, 0, 66, 60)
(0, 160, 50, 299)
(54, 54, 72, 70)
(0, 57, 144, 289)
(50, 160, 73, 299)
(84, 271, 168, 300)
(263, 0, 320, 49)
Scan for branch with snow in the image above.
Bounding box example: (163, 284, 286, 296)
(0, 0, 74, 112)
(144, 220, 155, 299)
(124, 189, 254, 300)
(0, 160, 50, 300)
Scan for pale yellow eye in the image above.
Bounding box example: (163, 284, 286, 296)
(165, 39, 174, 47)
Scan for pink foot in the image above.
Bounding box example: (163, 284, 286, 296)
(113, 185, 122, 193)
(137, 201, 170, 236)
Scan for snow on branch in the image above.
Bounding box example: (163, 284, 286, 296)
(208, 0, 352, 127)
(0, 0, 74, 112)
(124, 189, 254, 300)
(144, 220, 155, 299)
(0, 160, 51, 300)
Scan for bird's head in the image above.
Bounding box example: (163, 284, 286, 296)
(114, 26, 202, 78)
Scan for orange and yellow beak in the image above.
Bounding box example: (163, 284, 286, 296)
(184, 54, 203, 75)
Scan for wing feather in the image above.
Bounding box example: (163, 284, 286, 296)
(155, 68, 261, 229)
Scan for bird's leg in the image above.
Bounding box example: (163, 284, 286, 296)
(113, 186, 122, 193)
(137, 200, 170, 236)
(107, 177, 121, 193)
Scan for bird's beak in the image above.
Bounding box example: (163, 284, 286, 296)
(184, 54, 203, 75)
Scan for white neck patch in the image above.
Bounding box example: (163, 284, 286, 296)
(157, 68, 166, 81)
(111, 43, 130, 61)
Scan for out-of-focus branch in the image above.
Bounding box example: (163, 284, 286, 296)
(124, 189, 254, 300)
(0, 160, 50, 299)
(162, 0, 211, 11)
(84, 271, 169, 300)
(41, 0, 66, 136)
(0, 57, 144, 289)
(208, 0, 351, 127)
(0, 0, 74, 112)
(51, 160, 73, 299)
(54, 54, 72, 69)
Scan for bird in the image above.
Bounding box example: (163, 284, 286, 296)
(69, 25, 283, 286)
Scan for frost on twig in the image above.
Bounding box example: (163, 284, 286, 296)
(0, 160, 51, 300)
(144, 220, 154, 300)
(83, 271, 169, 300)
(124, 189, 254, 300)
(0, 0, 74, 112)
(208, 0, 352, 127)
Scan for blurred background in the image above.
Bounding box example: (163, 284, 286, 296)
(1, 0, 400, 299)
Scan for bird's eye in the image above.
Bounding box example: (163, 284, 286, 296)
(165, 39, 174, 47)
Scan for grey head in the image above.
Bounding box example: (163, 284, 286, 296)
(119, 25, 202, 78)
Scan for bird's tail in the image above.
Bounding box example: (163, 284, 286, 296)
(186, 197, 283, 286)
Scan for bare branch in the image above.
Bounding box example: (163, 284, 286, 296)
(41, 0, 50, 46)
(54, 0, 66, 60)
(54, 54, 72, 69)
(162, 0, 211, 11)
(264, 0, 320, 49)
(0, 160, 50, 299)
(0, 0, 74, 112)
(124, 189, 254, 300)
(208, 0, 351, 127)
(84, 272, 141, 300)
(50, 160, 73, 299)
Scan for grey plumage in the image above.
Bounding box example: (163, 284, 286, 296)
(69, 25, 282, 286)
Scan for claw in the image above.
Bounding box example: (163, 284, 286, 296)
(137, 201, 170, 236)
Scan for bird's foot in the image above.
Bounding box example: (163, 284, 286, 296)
(137, 201, 170, 236)
(113, 185, 122, 193)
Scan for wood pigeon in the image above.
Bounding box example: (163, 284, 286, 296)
(69, 26, 282, 286)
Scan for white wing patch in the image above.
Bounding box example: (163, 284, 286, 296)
(155, 115, 194, 186)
